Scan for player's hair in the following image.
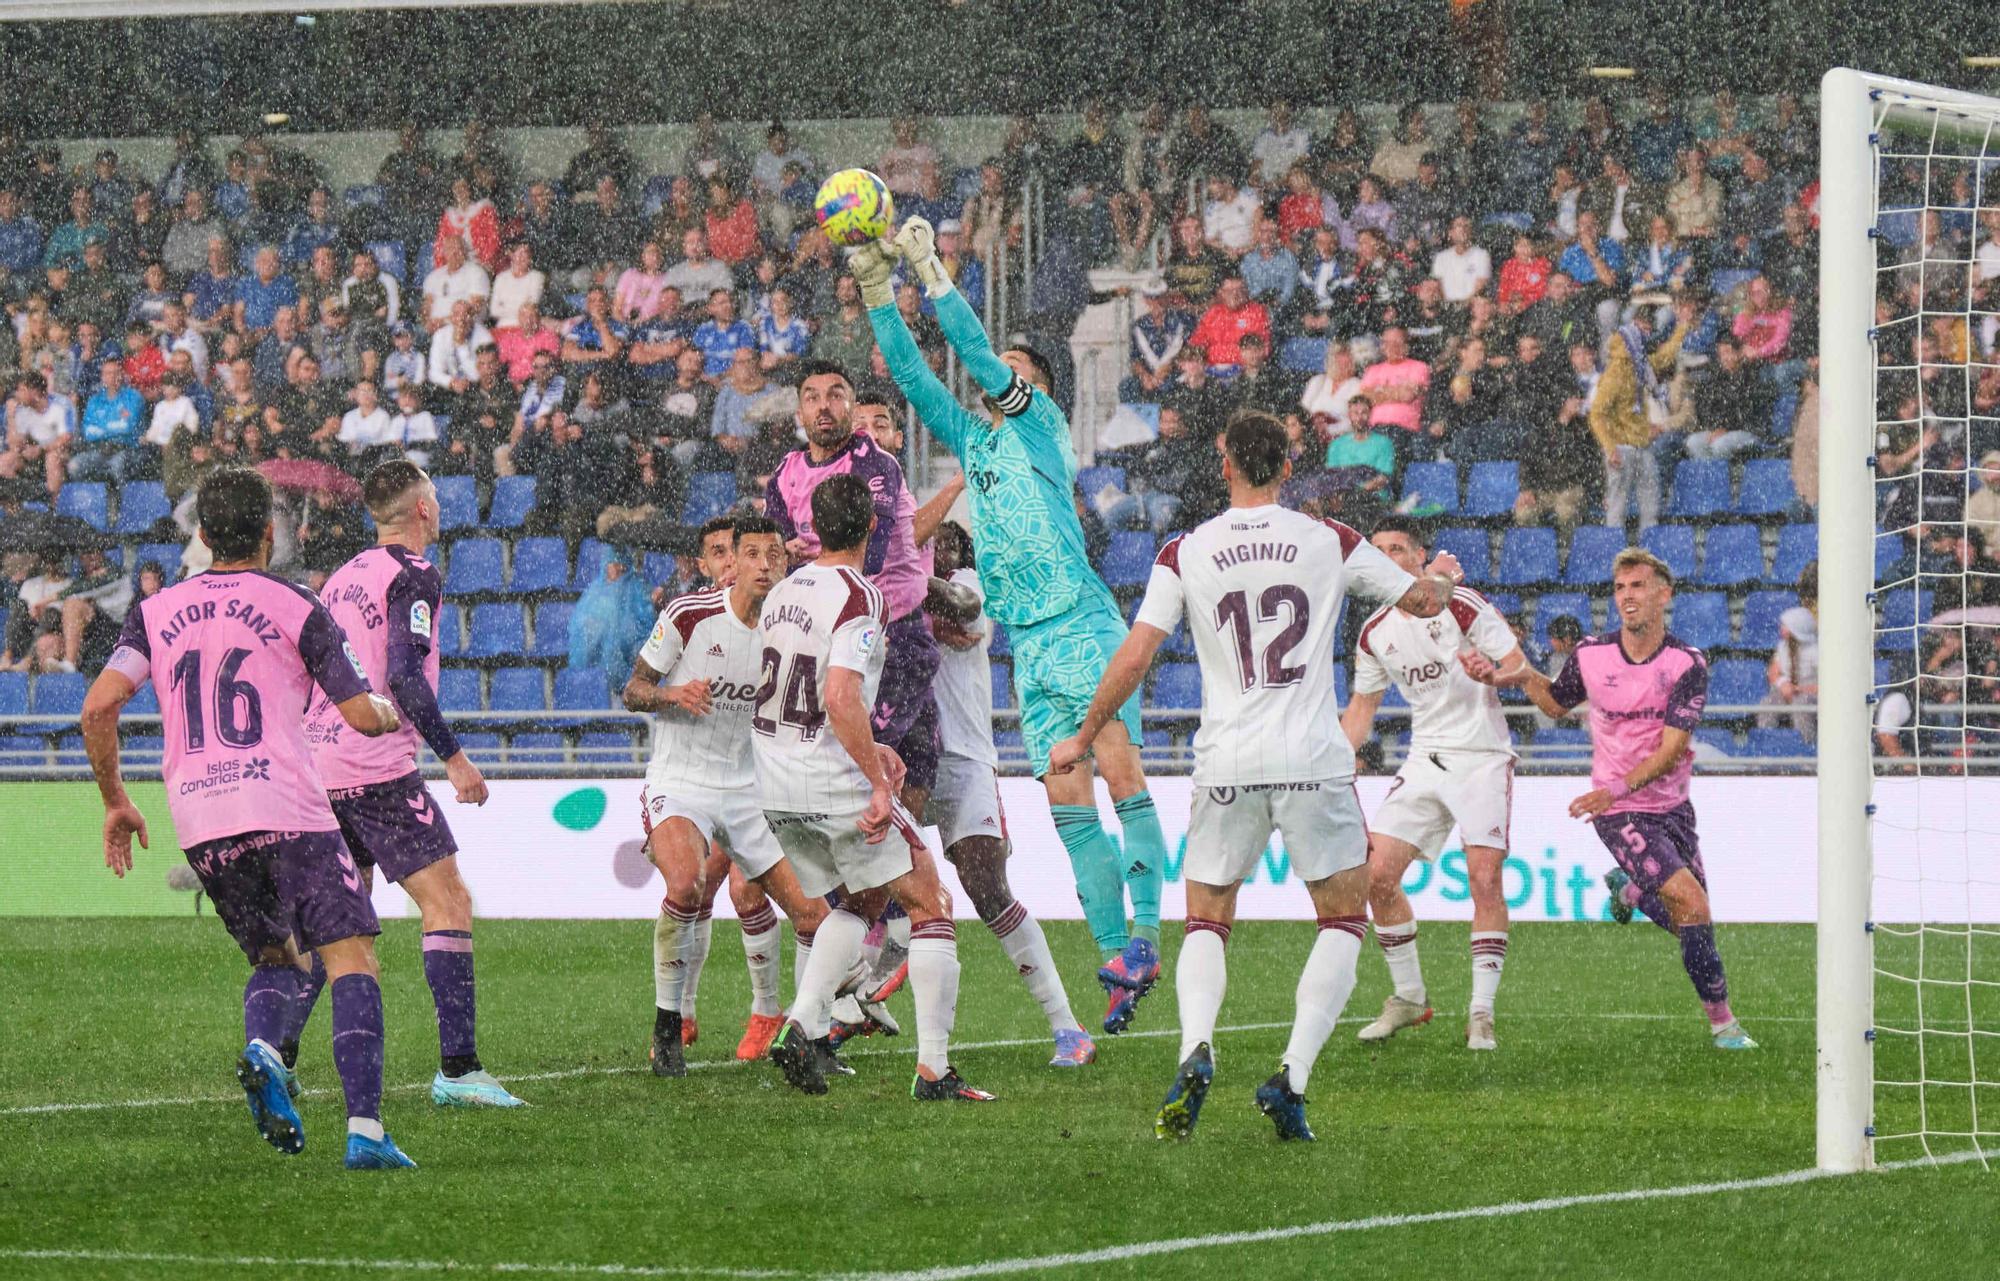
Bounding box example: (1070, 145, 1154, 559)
(196, 465, 273, 562)
(852, 377, 904, 414)
(698, 515, 737, 544)
(363, 458, 430, 523)
(934, 520, 973, 574)
(1221, 410, 1290, 488)
(811, 473, 874, 554)
(1369, 514, 1428, 551)
(795, 358, 852, 389)
(1612, 547, 1675, 587)
(1004, 342, 1054, 391)
(731, 514, 782, 544)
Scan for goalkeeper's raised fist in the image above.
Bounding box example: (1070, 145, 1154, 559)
(893, 216, 952, 297)
(845, 240, 897, 309)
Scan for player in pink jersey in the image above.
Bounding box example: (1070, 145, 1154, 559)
(1472, 547, 1756, 1050)
(300, 459, 524, 1108)
(81, 466, 419, 1168)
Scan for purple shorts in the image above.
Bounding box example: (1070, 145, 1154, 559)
(327, 771, 458, 884)
(183, 828, 381, 961)
(874, 612, 941, 792)
(1592, 802, 1707, 896)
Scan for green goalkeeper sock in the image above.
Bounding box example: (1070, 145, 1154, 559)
(1114, 791, 1166, 946)
(1052, 804, 1129, 961)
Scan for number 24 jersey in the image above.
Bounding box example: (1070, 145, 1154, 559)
(1136, 506, 1414, 787)
(752, 564, 887, 813)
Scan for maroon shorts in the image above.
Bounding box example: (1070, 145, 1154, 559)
(183, 828, 381, 960)
(1592, 802, 1707, 896)
(327, 771, 458, 885)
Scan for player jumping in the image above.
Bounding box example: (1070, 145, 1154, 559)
(1339, 516, 1527, 1052)
(1470, 547, 1756, 1050)
(757, 474, 992, 1101)
(1049, 412, 1466, 1141)
(302, 459, 524, 1108)
(81, 466, 418, 1168)
(861, 217, 1172, 1035)
(622, 515, 833, 1077)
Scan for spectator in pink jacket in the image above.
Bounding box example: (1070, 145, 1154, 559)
(1731, 275, 1792, 363)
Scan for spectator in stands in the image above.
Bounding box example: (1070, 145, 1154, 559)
(379, 123, 446, 232)
(282, 186, 342, 269)
(1358, 325, 1431, 458)
(340, 249, 400, 349)
(1685, 336, 1773, 460)
(1346, 175, 1398, 245)
(691, 288, 753, 379)
(498, 301, 562, 386)
(1322, 393, 1393, 497)
(1966, 450, 2000, 550)
(751, 120, 814, 203)
(1240, 220, 1298, 311)
(598, 433, 688, 545)
(1519, 269, 1593, 353)
(0, 188, 44, 276)
(1190, 276, 1271, 373)
(1760, 559, 1819, 743)
(1569, 96, 1628, 179)
(615, 240, 673, 324)
(381, 322, 424, 395)
(422, 234, 491, 331)
(879, 114, 941, 196)
(1726, 151, 1787, 243)
(263, 350, 344, 458)
(559, 284, 628, 377)
(429, 300, 491, 395)
(2, 372, 74, 499)
(1431, 215, 1491, 305)
(515, 351, 567, 438)
(69, 357, 149, 483)
(570, 369, 630, 431)
(1435, 335, 1505, 462)
(41, 543, 131, 676)
(518, 180, 573, 272)
(1102, 404, 1206, 535)
(570, 546, 654, 674)
(1550, 162, 1590, 244)
(1556, 209, 1625, 340)
(1301, 341, 1363, 438)
(1631, 88, 1693, 186)
(1250, 99, 1312, 189)
(384, 382, 439, 470)
(1732, 275, 1793, 365)
(755, 288, 811, 373)
(1497, 99, 1560, 214)
(125, 263, 178, 335)
(1313, 106, 1371, 203)
(213, 357, 263, 462)
(1400, 157, 1457, 253)
(704, 175, 761, 268)
(1627, 214, 1692, 318)
(1666, 145, 1723, 240)
(516, 406, 629, 545)
(1402, 277, 1451, 365)
(113, 186, 170, 272)
(488, 241, 543, 333)
(656, 346, 719, 466)
(1592, 297, 1693, 530)
(156, 377, 214, 506)
(711, 346, 785, 456)
(565, 118, 636, 197)
(334, 378, 397, 474)
(1202, 175, 1260, 258)
(1162, 346, 1228, 441)
(435, 175, 500, 273)
(1124, 278, 1190, 401)
(443, 346, 512, 484)
(0, 552, 71, 672)
(1169, 104, 1247, 192)
(1348, 227, 1415, 333)
(1371, 103, 1436, 188)
(308, 297, 372, 390)
(44, 186, 107, 270)
(1112, 101, 1172, 266)
(1225, 334, 1295, 419)
(67, 240, 126, 337)
(183, 236, 239, 336)
(811, 275, 874, 372)
(1763, 204, 1818, 310)
(1275, 163, 1330, 247)
(664, 228, 733, 301)
(1584, 152, 1652, 246)
(1163, 213, 1233, 307)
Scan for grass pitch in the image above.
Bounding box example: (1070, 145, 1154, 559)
(0, 917, 1989, 1280)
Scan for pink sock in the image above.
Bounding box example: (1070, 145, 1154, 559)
(1703, 998, 1735, 1029)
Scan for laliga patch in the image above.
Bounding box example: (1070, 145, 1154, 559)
(409, 599, 432, 639)
(343, 640, 367, 681)
(649, 617, 668, 648)
(855, 624, 880, 658)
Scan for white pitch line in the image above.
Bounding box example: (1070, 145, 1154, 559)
(828, 1150, 1993, 1281)
(0, 1247, 796, 1278)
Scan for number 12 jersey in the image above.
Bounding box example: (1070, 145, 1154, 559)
(1135, 506, 1414, 786)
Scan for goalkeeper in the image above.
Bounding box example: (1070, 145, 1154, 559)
(855, 218, 1169, 1035)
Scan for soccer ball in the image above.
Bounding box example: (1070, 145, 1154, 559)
(814, 168, 896, 247)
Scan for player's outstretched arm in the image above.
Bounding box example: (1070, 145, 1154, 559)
(912, 472, 965, 547)
(81, 667, 147, 876)
(1048, 623, 1168, 774)
(893, 218, 1018, 401)
(857, 243, 973, 456)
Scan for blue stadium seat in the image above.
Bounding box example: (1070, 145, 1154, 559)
(488, 667, 547, 711)
(55, 732, 87, 767)
(112, 480, 171, 534)
(455, 732, 503, 765)
(572, 539, 611, 590)
(439, 669, 482, 711)
(509, 537, 570, 594)
(0, 672, 26, 715)
(444, 538, 504, 595)
(530, 600, 573, 657)
(31, 672, 87, 715)
(343, 185, 385, 207)
(1746, 727, 1812, 759)
(1694, 728, 1742, 757)
(644, 553, 677, 588)
(1401, 461, 1459, 515)
(466, 602, 527, 658)
(488, 475, 537, 528)
(366, 241, 407, 282)
(1482, 592, 1521, 617)
(1768, 388, 1800, 440)
(1534, 726, 1593, 757)
(1534, 593, 1591, 646)
(1102, 531, 1156, 587)
(989, 623, 1008, 656)
(1563, 525, 1623, 585)
(1667, 460, 1731, 518)
(993, 729, 1023, 751)
(1076, 465, 1126, 499)
(1707, 660, 1769, 711)
(1433, 527, 1489, 583)
(579, 730, 639, 764)
(1279, 336, 1329, 373)
(1639, 525, 1696, 582)
(55, 482, 108, 530)
(1739, 592, 1793, 649)
(1332, 662, 1349, 705)
(1698, 524, 1763, 587)
(683, 472, 739, 524)
(0, 734, 43, 765)
(1152, 662, 1202, 709)
(1495, 527, 1558, 585)
(120, 733, 162, 758)
(435, 475, 478, 532)
(1163, 625, 1195, 657)
(1736, 459, 1796, 517)
(990, 662, 1013, 710)
(507, 732, 566, 764)
(1462, 462, 1519, 519)
(554, 667, 611, 710)
(1769, 524, 1816, 584)
(127, 683, 159, 715)
(135, 542, 184, 577)
(1877, 587, 1935, 632)
(435, 602, 464, 657)
(1875, 534, 1906, 582)
(1670, 592, 1731, 651)
(1382, 684, 1408, 709)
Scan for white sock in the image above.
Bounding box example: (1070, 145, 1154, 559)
(888, 913, 912, 949)
(988, 902, 1081, 1035)
(1470, 931, 1509, 1015)
(908, 920, 961, 1077)
(739, 903, 782, 1018)
(654, 897, 697, 1011)
(1375, 920, 1425, 1005)
(677, 910, 714, 1019)
(347, 1116, 385, 1142)
(791, 908, 866, 1038)
(1177, 922, 1230, 1063)
(1283, 919, 1365, 1095)
(793, 927, 813, 999)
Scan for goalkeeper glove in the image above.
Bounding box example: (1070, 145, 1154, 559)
(846, 240, 897, 309)
(892, 216, 953, 298)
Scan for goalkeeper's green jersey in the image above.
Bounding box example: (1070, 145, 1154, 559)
(867, 288, 1117, 629)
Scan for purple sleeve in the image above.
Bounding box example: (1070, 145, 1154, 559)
(1547, 648, 1586, 713)
(1663, 652, 1709, 732)
(862, 454, 902, 578)
(298, 601, 372, 704)
(384, 563, 438, 655)
(383, 565, 461, 759)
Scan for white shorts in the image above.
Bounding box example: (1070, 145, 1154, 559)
(640, 784, 785, 881)
(927, 753, 1008, 852)
(1185, 779, 1368, 887)
(763, 798, 928, 898)
(1369, 749, 1515, 860)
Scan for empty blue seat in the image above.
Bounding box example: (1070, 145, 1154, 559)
(993, 728, 1024, 751)
(1668, 460, 1731, 518)
(1483, 591, 1521, 617)
(445, 539, 504, 594)
(579, 730, 639, 764)
(644, 553, 676, 587)
(1102, 531, 1156, 587)
(1076, 465, 1126, 499)
(1433, 527, 1489, 583)
(1495, 527, 1558, 585)
(1639, 524, 1696, 582)
(1707, 659, 1769, 711)
(509, 537, 570, 594)
(530, 600, 574, 657)
(1698, 524, 1763, 587)
(989, 623, 1009, 656)
(1694, 728, 1742, 757)
(1769, 523, 1816, 584)
(1739, 592, 1794, 649)
(435, 475, 478, 531)
(455, 732, 502, 765)
(1534, 726, 1593, 756)
(1401, 461, 1459, 515)
(55, 482, 108, 530)
(1279, 336, 1330, 373)
(1670, 592, 1731, 650)
(466, 603, 527, 658)
(0, 672, 27, 715)
(1736, 459, 1796, 517)
(1534, 592, 1591, 646)
(112, 480, 171, 534)
(0, 733, 43, 764)
(135, 542, 184, 577)
(1746, 727, 1811, 759)
(1332, 662, 1349, 705)
(1564, 525, 1625, 586)
(990, 662, 1013, 710)
(31, 672, 86, 714)
(1875, 535, 1906, 582)
(1462, 462, 1519, 519)
(1152, 662, 1202, 709)
(572, 539, 611, 590)
(439, 669, 482, 711)
(488, 667, 547, 711)
(683, 472, 739, 524)
(507, 732, 566, 764)
(435, 602, 464, 657)
(489, 475, 537, 528)
(554, 667, 610, 710)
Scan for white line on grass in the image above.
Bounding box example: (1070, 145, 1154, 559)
(828, 1150, 1993, 1281)
(0, 1247, 796, 1278)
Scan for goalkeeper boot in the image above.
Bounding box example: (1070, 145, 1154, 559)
(1356, 994, 1433, 1043)
(1254, 1067, 1316, 1143)
(431, 1069, 526, 1108)
(911, 1066, 997, 1102)
(1711, 1020, 1759, 1050)
(736, 1013, 784, 1062)
(236, 1039, 305, 1156)
(1098, 937, 1162, 1035)
(768, 1020, 827, 1095)
(343, 1130, 418, 1170)
(1155, 1042, 1214, 1140)
(649, 1010, 687, 1078)
(1049, 1027, 1097, 1067)
(1603, 869, 1636, 925)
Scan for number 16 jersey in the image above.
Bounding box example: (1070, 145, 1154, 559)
(754, 563, 887, 813)
(1136, 506, 1413, 786)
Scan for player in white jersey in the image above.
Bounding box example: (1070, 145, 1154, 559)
(1049, 411, 1464, 1141)
(757, 473, 992, 1102)
(620, 515, 829, 1079)
(1341, 516, 1529, 1052)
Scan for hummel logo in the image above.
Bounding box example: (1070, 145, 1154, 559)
(707, 644, 726, 657)
(407, 793, 436, 826)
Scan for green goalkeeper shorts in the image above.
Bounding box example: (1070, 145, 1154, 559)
(1011, 605, 1146, 779)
